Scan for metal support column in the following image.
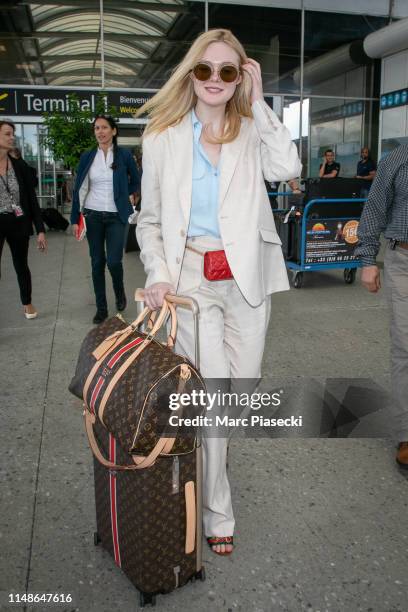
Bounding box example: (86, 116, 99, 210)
(299, 1, 305, 174)
(100, 0, 105, 89)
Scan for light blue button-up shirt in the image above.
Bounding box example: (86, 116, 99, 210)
(188, 109, 221, 238)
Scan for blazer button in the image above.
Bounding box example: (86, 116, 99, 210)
(180, 229, 185, 237)
(176, 257, 181, 264)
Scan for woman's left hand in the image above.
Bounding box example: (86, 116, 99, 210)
(37, 232, 47, 253)
(242, 58, 264, 105)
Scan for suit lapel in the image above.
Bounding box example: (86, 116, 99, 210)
(168, 113, 250, 223)
(169, 114, 193, 227)
(218, 117, 250, 210)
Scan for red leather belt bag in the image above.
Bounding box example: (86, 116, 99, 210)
(186, 245, 233, 281)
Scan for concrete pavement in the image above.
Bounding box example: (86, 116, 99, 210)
(0, 229, 407, 612)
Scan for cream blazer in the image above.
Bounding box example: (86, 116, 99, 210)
(137, 99, 302, 307)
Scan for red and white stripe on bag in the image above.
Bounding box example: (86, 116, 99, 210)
(88, 337, 144, 414)
(109, 434, 122, 567)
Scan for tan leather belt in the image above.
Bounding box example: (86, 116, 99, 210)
(185, 244, 205, 257)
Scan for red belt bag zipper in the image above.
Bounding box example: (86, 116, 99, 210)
(186, 245, 233, 281)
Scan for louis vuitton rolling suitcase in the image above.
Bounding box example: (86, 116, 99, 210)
(69, 294, 205, 607)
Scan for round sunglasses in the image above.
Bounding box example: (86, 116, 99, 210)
(192, 61, 240, 83)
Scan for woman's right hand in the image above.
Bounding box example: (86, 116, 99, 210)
(72, 224, 78, 237)
(144, 282, 175, 310)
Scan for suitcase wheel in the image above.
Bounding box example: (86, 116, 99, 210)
(139, 592, 156, 607)
(93, 531, 101, 546)
(195, 567, 206, 582)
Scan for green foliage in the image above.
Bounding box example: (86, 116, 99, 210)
(42, 93, 118, 171)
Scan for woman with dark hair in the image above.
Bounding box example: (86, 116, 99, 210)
(71, 115, 140, 324)
(0, 120, 47, 319)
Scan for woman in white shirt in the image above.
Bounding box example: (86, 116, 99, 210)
(71, 116, 140, 324)
(136, 29, 301, 555)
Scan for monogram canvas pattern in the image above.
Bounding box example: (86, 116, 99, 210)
(93, 421, 199, 594)
(69, 315, 206, 458)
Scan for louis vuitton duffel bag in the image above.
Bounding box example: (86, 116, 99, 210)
(69, 298, 206, 466)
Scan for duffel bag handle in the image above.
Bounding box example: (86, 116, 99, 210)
(135, 290, 200, 367)
(92, 306, 151, 361)
(134, 299, 177, 338)
(144, 302, 178, 348)
(84, 410, 176, 470)
(134, 290, 178, 348)
(87, 301, 174, 405)
(92, 299, 176, 362)
(145, 299, 177, 348)
(92, 302, 181, 426)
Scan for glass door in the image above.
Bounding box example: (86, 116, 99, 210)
(38, 125, 57, 209)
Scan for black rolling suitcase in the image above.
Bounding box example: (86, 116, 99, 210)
(71, 294, 205, 607)
(303, 178, 366, 218)
(41, 207, 69, 231)
(274, 208, 302, 263)
(124, 223, 140, 253)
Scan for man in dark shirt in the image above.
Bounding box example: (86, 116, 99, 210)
(355, 144, 408, 468)
(356, 147, 376, 182)
(319, 149, 340, 178)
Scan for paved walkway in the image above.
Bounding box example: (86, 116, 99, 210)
(1, 229, 407, 612)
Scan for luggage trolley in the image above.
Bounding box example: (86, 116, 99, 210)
(272, 197, 366, 289)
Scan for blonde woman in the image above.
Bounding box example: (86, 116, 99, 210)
(136, 29, 301, 555)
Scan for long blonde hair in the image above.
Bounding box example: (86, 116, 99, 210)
(135, 29, 253, 143)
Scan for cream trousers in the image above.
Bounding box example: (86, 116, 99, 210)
(175, 236, 271, 537)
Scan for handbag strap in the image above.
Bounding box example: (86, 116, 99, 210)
(97, 301, 177, 427)
(84, 300, 176, 410)
(185, 244, 205, 257)
(84, 363, 192, 470)
(145, 300, 178, 348)
(84, 410, 175, 470)
(92, 304, 162, 362)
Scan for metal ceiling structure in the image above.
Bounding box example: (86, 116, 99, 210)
(0, 0, 401, 90)
(0, 0, 187, 87)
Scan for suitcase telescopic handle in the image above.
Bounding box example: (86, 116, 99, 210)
(135, 289, 200, 370)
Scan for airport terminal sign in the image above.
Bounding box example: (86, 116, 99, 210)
(311, 101, 364, 123)
(0, 87, 276, 119)
(380, 88, 408, 110)
(0, 87, 154, 118)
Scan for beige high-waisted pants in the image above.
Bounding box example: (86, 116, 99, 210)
(175, 236, 271, 537)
